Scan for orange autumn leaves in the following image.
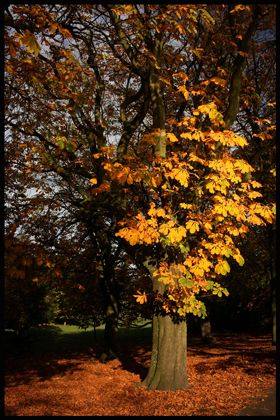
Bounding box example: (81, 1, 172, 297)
(111, 125, 275, 316)
(81, 75, 274, 318)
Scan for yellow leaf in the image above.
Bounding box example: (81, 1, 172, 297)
(230, 5, 251, 13)
(192, 48, 204, 59)
(18, 30, 41, 57)
(205, 181, 215, 193)
(250, 180, 262, 188)
(168, 226, 187, 243)
(202, 77, 227, 87)
(247, 215, 264, 225)
(159, 77, 172, 86)
(89, 177, 97, 185)
(133, 291, 148, 304)
(157, 208, 166, 218)
(227, 226, 240, 236)
(234, 160, 254, 174)
(180, 203, 193, 210)
(215, 260, 230, 275)
(248, 191, 262, 199)
(166, 132, 179, 143)
(173, 71, 189, 82)
(186, 220, 200, 234)
(214, 204, 227, 217)
(176, 170, 189, 187)
(204, 222, 212, 231)
(191, 265, 204, 277)
(234, 253, 245, 266)
(177, 85, 189, 101)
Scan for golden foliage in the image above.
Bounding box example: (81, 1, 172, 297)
(133, 290, 148, 304)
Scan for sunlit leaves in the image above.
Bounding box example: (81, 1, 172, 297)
(214, 259, 231, 276)
(111, 4, 135, 17)
(181, 129, 205, 142)
(208, 130, 248, 148)
(17, 30, 41, 57)
(249, 203, 275, 224)
(89, 178, 97, 185)
(193, 102, 224, 126)
(207, 281, 229, 297)
(153, 262, 188, 286)
(116, 213, 160, 245)
(233, 252, 245, 266)
(202, 77, 227, 88)
(198, 8, 215, 26)
(177, 85, 189, 101)
(270, 168, 276, 177)
(230, 5, 252, 14)
(185, 220, 200, 234)
(133, 290, 148, 304)
(104, 161, 144, 185)
(166, 133, 179, 143)
(148, 203, 166, 218)
(167, 226, 187, 244)
(185, 255, 213, 278)
(165, 167, 189, 187)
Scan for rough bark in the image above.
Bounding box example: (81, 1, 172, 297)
(142, 273, 188, 390)
(142, 313, 187, 390)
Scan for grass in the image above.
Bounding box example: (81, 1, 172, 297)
(4, 322, 152, 358)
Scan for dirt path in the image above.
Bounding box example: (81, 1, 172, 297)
(237, 385, 276, 416)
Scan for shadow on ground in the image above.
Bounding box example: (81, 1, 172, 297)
(4, 327, 275, 387)
(236, 385, 276, 416)
(187, 333, 276, 377)
(4, 325, 152, 386)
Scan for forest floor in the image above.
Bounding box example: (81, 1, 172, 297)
(4, 326, 276, 416)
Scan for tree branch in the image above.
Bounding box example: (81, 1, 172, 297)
(224, 6, 260, 129)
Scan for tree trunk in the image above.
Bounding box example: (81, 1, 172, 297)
(103, 310, 119, 358)
(200, 310, 216, 344)
(141, 36, 189, 390)
(142, 314, 188, 390)
(100, 302, 120, 363)
(100, 256, 120, 362)
(141, 275, 188, 390)
(201, 316, 212, 343)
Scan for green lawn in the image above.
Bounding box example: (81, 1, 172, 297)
(4, 322, 152, 358)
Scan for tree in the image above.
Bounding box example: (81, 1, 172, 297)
(4, 4, 275, 390)
(110, 4, 275, 389)
(4, 225, 53, 333)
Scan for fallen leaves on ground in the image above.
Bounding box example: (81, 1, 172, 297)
(5, 333, 276, 416)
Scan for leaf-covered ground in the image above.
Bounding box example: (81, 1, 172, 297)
(5, 331, 276, 416)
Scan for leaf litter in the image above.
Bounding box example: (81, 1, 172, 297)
(5, 332, 275, 416)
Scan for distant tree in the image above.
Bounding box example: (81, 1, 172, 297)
(4, 226, 52, 334)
